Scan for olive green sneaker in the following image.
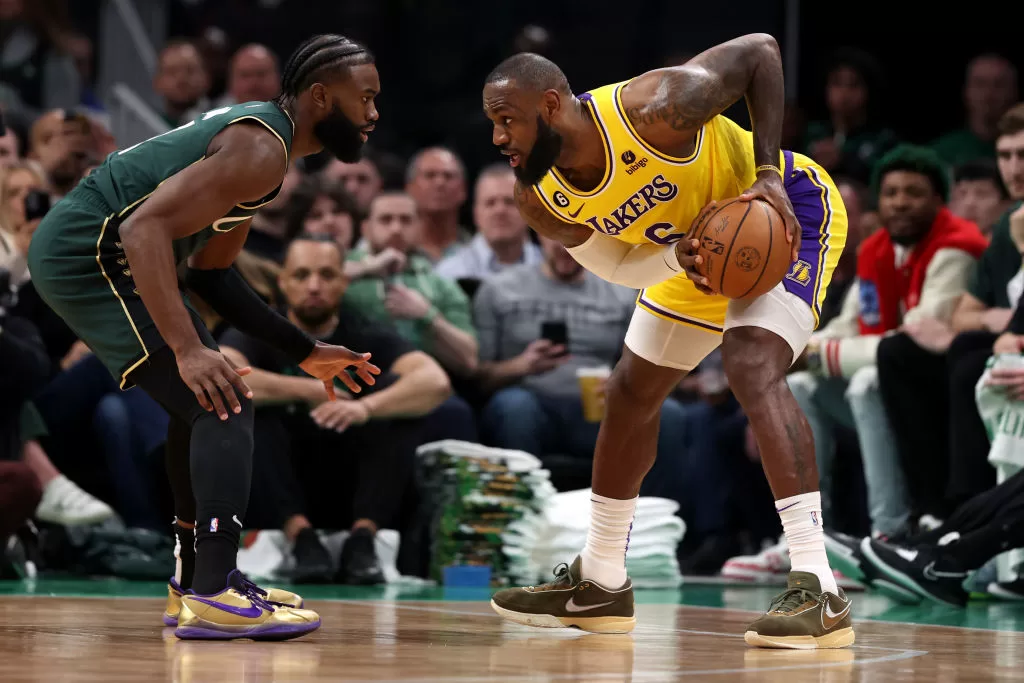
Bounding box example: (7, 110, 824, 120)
(490, 557, 636, 634)
(744, 571, 855, 649)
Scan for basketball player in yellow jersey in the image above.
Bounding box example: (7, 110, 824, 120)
(483, 34, 853, 649)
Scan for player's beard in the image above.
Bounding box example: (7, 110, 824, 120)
(314, 101, 365, 163)
(514, 115, 563, 186)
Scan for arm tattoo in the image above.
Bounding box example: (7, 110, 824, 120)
(629, 34, 785, 168)
(626, 71, 737, 133)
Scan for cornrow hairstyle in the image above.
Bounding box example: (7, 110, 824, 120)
(274, 34, 374, 104)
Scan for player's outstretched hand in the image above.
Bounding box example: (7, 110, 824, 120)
(176, 346, 254, 421)
(739, 172, 801, 263)
(299, 341, 381, 400)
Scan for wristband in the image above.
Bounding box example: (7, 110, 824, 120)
(756, 164, 783, 177)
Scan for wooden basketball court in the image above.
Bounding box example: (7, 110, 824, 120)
(0, 579, 1022, 681)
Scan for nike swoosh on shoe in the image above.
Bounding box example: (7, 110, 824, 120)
(821, 599, 851, 630)
(189, 597, 265, 619)
(564, 597, 615, 613)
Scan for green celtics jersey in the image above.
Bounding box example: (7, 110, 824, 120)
(78, 101, 294, 262)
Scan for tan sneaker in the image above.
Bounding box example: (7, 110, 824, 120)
(490, 557, 636, 634)
(744, 571, 855, 649)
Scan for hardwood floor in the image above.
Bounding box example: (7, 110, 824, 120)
(0, 595, 1020, 681)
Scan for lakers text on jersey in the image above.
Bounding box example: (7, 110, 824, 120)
(532, 82, 847, 331)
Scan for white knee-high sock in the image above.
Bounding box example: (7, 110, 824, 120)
(776, 491, 838, 595)
(580, 493, 637, 588)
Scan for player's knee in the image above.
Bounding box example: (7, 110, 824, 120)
(721, 327, 791, 401)
(606, 359, 667, 421)
(194, 395, 255, 451)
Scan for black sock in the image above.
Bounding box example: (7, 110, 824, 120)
(188, 404, 254, 595)
(173, 520, 196, 590)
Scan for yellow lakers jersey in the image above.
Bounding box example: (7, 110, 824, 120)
(534, 80, 783, 247)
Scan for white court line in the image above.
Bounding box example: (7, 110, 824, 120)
(340, 600, 927, 681)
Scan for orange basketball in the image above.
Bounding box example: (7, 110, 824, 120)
(689, 198, 791, 300)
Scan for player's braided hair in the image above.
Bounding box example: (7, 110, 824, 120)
(274, 34, 373, 104)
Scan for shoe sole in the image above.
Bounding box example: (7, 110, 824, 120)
(860, 540, 964, 607)
(163, 599, 305, 627)
(743, 627, 855, 650)
(490, 600, 636, 634)
(175, 618, 321, 641)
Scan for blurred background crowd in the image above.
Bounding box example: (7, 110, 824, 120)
(1, 0, 1023, 595)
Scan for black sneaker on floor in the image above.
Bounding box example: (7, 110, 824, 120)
(337, 528, 385, 585)
(824, 531, 920, 603)
(290, 528, 334, 584)
(860, 538, 968, 607)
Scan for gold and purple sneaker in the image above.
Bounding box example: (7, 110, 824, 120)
(162, 576, 305, 626)
(174, 570, 320, 641)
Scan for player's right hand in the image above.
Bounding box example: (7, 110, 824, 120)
(674, 238, 713, 295)
(299, 341, 381, 400)
(176, 346, 253, 420)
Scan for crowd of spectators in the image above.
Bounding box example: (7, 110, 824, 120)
(1, 0, 1023, 594)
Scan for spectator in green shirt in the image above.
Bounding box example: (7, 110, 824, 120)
(952, 104, 1024, 333)
(803, 48, 899, 185)
(344, 191, 479, 377)
(931, 54, 1018, 169)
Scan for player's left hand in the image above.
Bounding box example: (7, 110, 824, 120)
(739, 172, 801, 263)
(384, 283, 432, 320)
(309, 399, 371, 433)
(299, 341, 380, 399)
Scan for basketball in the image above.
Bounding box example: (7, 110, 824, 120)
(689, 198, 791, 300)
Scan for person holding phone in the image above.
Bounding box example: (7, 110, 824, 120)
(474, 235, 689, 488)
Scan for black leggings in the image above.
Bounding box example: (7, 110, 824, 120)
(128, 334, 253, 579)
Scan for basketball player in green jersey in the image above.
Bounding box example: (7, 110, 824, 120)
(28, 35, 381, 641)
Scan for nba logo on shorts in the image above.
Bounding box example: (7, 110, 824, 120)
(210, 518, 219, 533)
(810, 511, 818, 527)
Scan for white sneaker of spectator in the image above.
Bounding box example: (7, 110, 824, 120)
(721, 536, 790, 581)
(35, 475, 115, 526)
(918, 515, 944, 532)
